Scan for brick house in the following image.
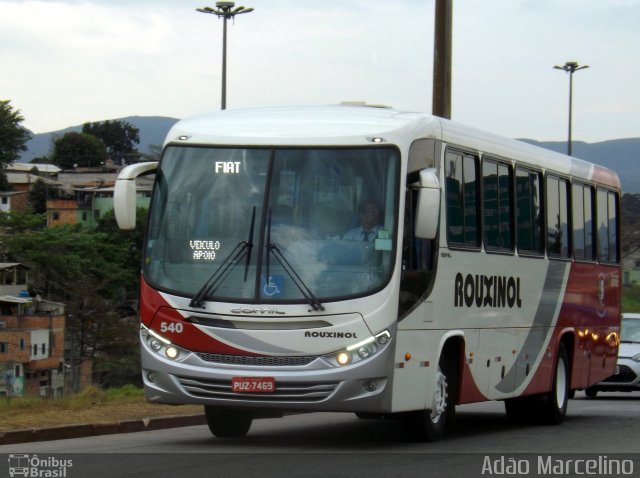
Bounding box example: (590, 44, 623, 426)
(3, 163, 60, 215)
(0, 263, 67, 398)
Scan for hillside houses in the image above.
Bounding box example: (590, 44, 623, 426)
(0, 163, 152, 396)
(4, 162, 153, 226)
(1, 163, 60, 214)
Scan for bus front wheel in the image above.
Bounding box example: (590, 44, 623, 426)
(204, 406, 253, 438)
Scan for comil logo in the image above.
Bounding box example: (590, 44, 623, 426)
(8, 454, 73, 477)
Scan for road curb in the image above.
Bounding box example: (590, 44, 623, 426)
(0, 414, 206, 446)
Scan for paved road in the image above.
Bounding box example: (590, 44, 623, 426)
(2, 392, 639, 477)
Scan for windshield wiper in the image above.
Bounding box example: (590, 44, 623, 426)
(266, 210, 325, 312)
(189, 207, 256, 308)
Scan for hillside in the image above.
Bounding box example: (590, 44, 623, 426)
(521, 138, 640, 193)
(19, 116, 640, 192)
(20, 116, 179, 162)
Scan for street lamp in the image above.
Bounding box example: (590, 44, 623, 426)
(554, 61, 589, 156)
(197, 2, 254, 110)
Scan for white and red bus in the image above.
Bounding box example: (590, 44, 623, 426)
(114, 105, 621, 441)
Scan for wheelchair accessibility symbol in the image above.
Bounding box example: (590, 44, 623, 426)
(261, 275, 284, 297)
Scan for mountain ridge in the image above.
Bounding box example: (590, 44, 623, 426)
(20, 116, 179, 163)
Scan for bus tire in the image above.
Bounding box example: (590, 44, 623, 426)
(204, 406, 252, 438)
(585, 387, 598, 398)
(539, 342, 570, 425)
(401, 355, 455, 442)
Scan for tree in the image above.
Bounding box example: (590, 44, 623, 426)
(137, 144, 162, 162)
(0, 211, 46, 238)
(96, 208, 147, 279)
(3, 210, 147, 387)
(28, 178, 62, 214)
(82, 120, 140, 165)
(0, 100, 32, 189)
(51, 132, 108, 169)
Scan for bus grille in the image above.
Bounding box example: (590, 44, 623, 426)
(195, 353, 316, 367)
(176, 376, 338, 402)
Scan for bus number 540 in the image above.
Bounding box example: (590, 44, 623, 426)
(160, 322, 184, 334)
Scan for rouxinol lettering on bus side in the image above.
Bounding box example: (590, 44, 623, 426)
(454, 273, 522, 309)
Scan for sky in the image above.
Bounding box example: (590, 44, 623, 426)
(1, 0, 639, 143)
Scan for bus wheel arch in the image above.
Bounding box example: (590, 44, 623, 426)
(440, 335, 464, 421)
(541, 336, 572, 424)
(560, 332, 576, 393)
(400, 335, 464, 442)
(505, 335, 572, 425)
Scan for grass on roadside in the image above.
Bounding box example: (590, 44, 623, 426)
(0, 385, 202, 432)
(623, 284, 640, 313)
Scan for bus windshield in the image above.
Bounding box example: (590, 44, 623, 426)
(145, 146, 400, 305)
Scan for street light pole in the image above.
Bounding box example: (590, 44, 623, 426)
(554, 61, 589, 156)
(197, 2, 254, 110)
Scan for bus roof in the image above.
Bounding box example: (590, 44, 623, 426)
(166, 105, 434, 144)
(165, 105, 620, 190)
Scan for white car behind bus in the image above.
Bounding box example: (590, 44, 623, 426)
(586, 313, 640, 397)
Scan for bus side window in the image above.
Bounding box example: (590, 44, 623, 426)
(445, 149, 480, 248)
(483, 158, 514, 251)
(515, 167, 544, 255)
(572, 183, 596, 261)
(597, 189, 620, 263)
(546, 175, 571, 258)
(399, 186, 435, 319)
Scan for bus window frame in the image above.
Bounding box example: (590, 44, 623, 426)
(481, 155, 515, 255)
(545, 172, 572, 262)
(514, 165, 545, 259)
(571, 180, 597, 264)
(595, 186, 621, 265)
(444, 146, 481, 252)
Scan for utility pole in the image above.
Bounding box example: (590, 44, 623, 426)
(432, 0, 453, 119)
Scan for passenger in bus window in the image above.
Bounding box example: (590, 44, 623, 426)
(343, 200, 382, 241)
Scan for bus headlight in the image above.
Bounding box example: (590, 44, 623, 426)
(336, 351, 352, 365)
(357, 344, 373, 359)
(149, 338, 163, 352)
(329, 330, 391, 367)
(141, 324, 186, 361)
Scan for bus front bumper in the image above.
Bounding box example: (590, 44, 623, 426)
(140, 327, 395, 413)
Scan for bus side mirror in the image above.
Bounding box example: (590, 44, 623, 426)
(415, 168, 441, 240)
(113, 162, 158, 230)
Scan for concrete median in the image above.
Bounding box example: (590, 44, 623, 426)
(0, 414, 206, 445)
